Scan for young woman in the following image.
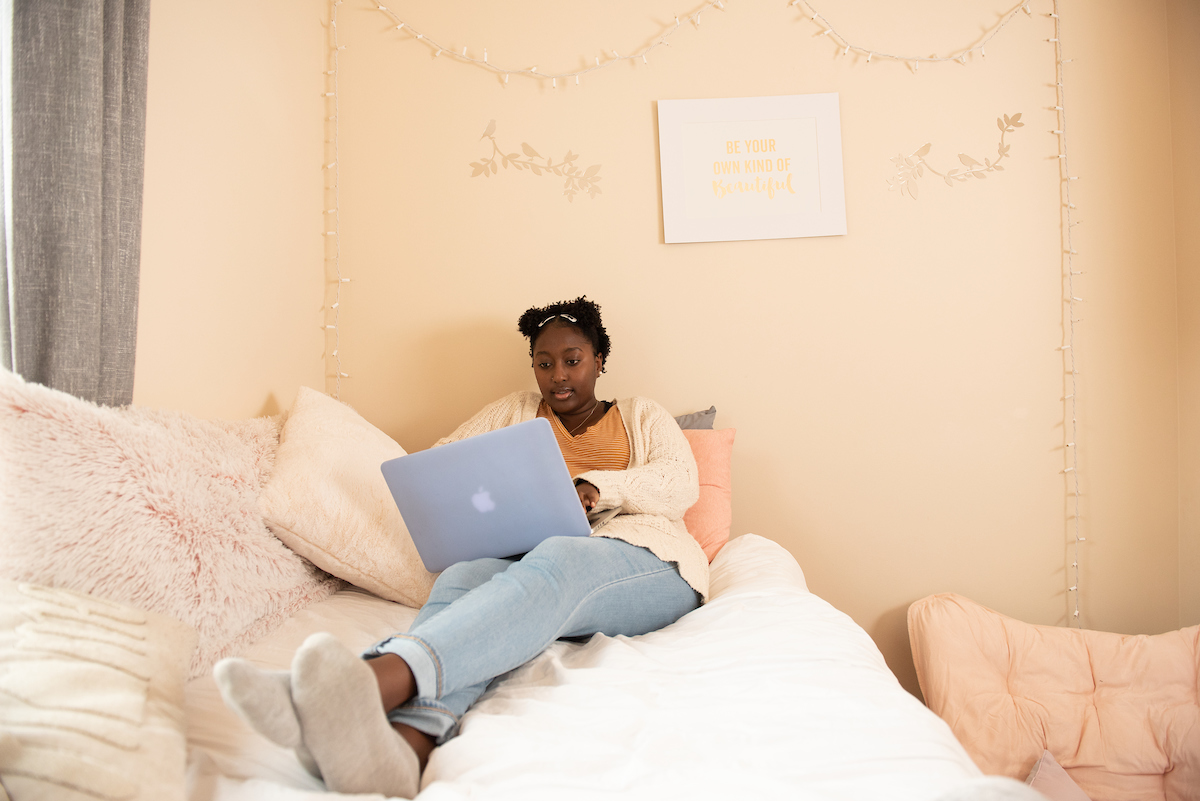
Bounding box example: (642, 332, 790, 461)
(216, 297, 709, 798)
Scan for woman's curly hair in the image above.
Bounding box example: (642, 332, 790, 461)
(517, 295, 611, 371)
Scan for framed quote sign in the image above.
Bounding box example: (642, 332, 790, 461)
(657, 93, 847, 244)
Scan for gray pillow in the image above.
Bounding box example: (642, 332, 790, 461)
(674, 406, 716, 430)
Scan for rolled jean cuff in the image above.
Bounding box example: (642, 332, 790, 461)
(386, 700, 459, 744)
(363, 633, 442, 700)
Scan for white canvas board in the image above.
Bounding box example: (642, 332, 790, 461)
(658, 93, 847, 243)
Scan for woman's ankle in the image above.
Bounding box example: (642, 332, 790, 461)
(365, 653, 417, 712)
(392, 723, 435, 770)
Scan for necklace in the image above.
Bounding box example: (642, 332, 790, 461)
(563, 399, 601, 436)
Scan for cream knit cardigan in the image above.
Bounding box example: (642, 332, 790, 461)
(435, 391, 710, 601)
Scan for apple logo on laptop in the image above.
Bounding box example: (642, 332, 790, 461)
(471, 486, 496, 514)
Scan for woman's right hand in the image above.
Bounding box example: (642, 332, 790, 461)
(575, 481, 599, 512)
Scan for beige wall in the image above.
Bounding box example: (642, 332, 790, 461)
(1169, 0, 1200, 627)
(134, 0, 328, 419)
(137, 0, 1195, 696)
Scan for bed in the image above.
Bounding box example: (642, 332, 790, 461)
(184, 533, 1029, 801)
(0, 371, 1037, 801)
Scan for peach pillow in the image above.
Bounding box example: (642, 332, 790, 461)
(681, 428, 735, 561)
(909, 593, 1200, 801)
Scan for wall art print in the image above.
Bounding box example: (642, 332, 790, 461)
(470, 120, 602, 202)
(656, 93, 847, 244)
(888, 113, 1025, 199)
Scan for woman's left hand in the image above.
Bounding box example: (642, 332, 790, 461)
(576, 481, 599, 512)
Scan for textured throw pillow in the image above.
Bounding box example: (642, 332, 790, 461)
(675, 405, 716, 430)
(682, 428, 735, 561)
(0, 369, 341, 678)
(258, 387, 438, 608)
(0, 581, 196, 801)
(1026, 751, 1092, 801)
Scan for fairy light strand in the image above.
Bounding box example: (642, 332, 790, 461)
(369, 1, 723, 85)
(326, 1, 348, 399)
(1051, 0, 1084, 628)
(367, 0, 1032, 85)
(796, 0, 1032, 69)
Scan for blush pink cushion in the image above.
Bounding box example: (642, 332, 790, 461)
(908, 593, 1200, 801)
(681, 429, 735, 561)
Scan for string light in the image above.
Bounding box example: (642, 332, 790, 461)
(1050, 0, 1084, 628)
(364, 0, 1031, 87)
(366, 1, 717, 86)
(325, 1, 348, 399)
(794, 0, 1030, 71)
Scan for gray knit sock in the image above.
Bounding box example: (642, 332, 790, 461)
(212, 658, 320, 777)
(291, 633, 421, 798)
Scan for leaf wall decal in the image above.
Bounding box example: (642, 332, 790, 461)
(470, 122, 602, 202)
(889, 112, 1023, 200)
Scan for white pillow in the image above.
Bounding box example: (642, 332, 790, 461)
(0, 581, 196, 801)
(259, 387, 437, 607)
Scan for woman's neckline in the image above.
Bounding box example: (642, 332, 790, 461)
(542, 399, 612, 438)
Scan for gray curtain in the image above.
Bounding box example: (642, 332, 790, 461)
(6, 0, 150, 406)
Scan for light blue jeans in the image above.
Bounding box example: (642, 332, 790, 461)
(362, 536, 700, 743)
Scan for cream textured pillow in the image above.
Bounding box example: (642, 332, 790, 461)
(259, 387, 438, 608)
(0, 581, 196, 801)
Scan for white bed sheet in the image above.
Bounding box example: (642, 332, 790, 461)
(186, 534, 985, 801)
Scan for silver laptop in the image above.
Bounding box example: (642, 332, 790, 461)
(381, 417, 621, 572)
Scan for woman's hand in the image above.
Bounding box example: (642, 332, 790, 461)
(575, 480, 599, 512)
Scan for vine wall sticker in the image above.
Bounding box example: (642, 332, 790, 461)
(470, 120, 603, 202)
(887, 113, 1024, 199)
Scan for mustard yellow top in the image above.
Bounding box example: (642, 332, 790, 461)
(537, 400, 631, 478)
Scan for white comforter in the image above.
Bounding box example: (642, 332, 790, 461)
(186, 535, 991, 801)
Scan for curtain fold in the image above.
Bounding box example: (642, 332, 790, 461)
(8, 0, 150, 406)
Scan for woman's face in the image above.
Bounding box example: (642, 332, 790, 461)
(532, 322, 604, 416)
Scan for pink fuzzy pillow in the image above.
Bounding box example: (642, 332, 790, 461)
(681, 428, 735, 561)
(0, 369, 340, 678)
